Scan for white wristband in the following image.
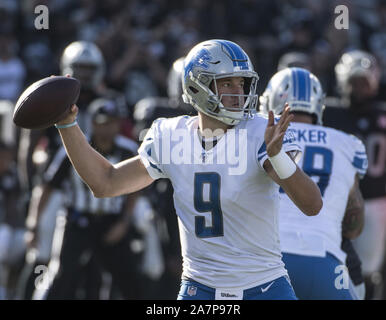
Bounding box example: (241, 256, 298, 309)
(269, 149, 297, 180)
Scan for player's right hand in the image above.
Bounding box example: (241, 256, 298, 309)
(264, 104, 293, 157)
(55, 104, 79, 126)
(55, 73, 79, 126)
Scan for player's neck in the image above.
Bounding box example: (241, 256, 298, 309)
(291, 114, 313, 124)
(198, 112, 230, 138)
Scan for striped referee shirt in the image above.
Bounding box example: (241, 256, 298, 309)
(44, 135, 138, 215)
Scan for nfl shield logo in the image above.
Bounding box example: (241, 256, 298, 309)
(187, 285, 197, 296)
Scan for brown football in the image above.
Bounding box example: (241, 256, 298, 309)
(13, 76, 81, 129)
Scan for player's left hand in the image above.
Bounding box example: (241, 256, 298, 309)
(264, 104, 293, 157)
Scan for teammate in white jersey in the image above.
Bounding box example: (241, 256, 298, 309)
(260, 67, 367, 299)
(53, 40, 322, 300)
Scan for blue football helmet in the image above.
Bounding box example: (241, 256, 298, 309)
(182, 39, 259, 125)
(260, 67, 325, 125)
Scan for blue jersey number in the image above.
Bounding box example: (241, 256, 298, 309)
(194, 172, 224, 238)
(280, 146, 333, 196)
(303, 146, 333, 196)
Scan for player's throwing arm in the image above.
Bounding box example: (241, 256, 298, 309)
(55, 104, 154, 198)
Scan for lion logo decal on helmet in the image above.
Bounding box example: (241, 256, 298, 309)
(184, 48, 212, 79)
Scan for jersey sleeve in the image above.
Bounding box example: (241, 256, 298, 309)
(349, 135, 368, 178)
(138, 118, 168, 180)
(256, 127, 301, 168)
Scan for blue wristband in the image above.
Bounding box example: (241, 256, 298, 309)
(55, 120, 77, 129)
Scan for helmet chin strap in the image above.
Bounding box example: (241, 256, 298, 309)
(200, 107, 240, 126)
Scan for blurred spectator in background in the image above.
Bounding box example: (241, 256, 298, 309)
(0, 33, 26, 103)
(0, 141, 25, 299)
(324, 50, 386, 300)
(5, 0, 386, 300)
(277, 51, 311, 71)
(26, 98, 144, 300)
(0, 0, 18, 32)
(310, 40, 336, 95)
(0, 100, 16, 149)
(368, 0, 386, 101)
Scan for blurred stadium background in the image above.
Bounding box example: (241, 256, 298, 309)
(0, 0, 385, 300)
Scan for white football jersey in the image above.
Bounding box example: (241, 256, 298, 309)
(278, 122, 368, 263)
(138, 115, 301, 289)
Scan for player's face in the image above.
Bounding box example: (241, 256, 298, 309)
(212, 77, 245, 111)
(71, 63, 99, 89)
(92, 118, 121, 143)
(349, 75, 378, 100)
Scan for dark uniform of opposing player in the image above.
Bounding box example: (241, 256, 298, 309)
(132, 57, 196, 299)
(0, 142, 25, 299)
(37, 99, 143, 299)
(324, 50, 386, 300)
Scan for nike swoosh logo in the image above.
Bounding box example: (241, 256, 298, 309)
(261, 281, 275, 293)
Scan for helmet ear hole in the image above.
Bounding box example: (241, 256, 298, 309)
(189, 86, 199, 94)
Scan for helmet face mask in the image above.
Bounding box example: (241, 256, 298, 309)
(260, 67, 325, 125)
(182, 40, 259, 125)
(69, 63, 99, 87)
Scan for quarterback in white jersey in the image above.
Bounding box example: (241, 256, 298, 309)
(261, 67, 367, 299)
(52, 40, 322, 300)
(138, 114, 300, 290)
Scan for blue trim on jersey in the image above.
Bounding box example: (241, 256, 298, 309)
(257, 142, 267, 162)
(257, 141, 299, 162)
(352, 156, 367, 171)
(216, 40, 249, 70)
(144, 145, 163, 174)
(145, 146, 152, 157)
(149, 161, 162, 174)
(257, 142, 266, 155)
